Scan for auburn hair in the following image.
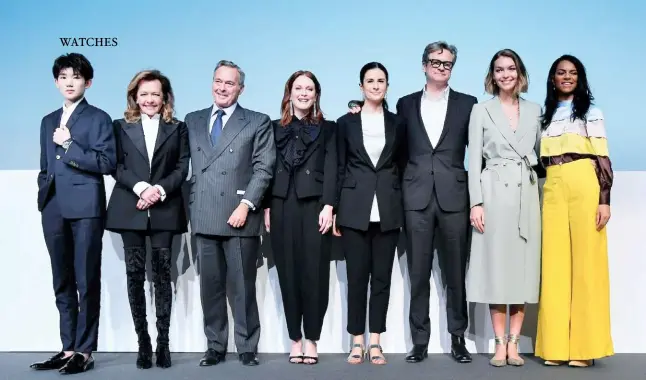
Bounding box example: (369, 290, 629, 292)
(124, 69, 176, 123)
(279, 70, 323, 126)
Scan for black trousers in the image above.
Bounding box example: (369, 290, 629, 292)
(41, 193, 103, 353)
(269, 185, 331, 341)
(120, 226, 174, 347)
(406, 192, 469, 345)
(342, 223, 399, 335)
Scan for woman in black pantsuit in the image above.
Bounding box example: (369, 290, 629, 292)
(263, 70, 337, 365)
(105, 70, 189, 369)
(333, 62, 406, 365)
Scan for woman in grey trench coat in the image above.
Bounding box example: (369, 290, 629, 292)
(466, 49, 542, 367)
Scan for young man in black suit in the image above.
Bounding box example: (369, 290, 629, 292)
(31, 53, 116, 374)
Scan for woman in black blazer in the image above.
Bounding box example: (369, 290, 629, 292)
(262, 70, 337, 365)
(333, 62, 406, 365)
(105, 70, 189, 369)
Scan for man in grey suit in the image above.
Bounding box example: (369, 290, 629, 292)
(185, 60, 275, 367)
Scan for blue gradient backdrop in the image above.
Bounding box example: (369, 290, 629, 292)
(2, 0, 644, 170)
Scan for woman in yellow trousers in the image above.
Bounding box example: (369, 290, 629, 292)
(535, 54, 614, 368)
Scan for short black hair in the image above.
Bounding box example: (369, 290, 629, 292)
(52, 53, 94, 81)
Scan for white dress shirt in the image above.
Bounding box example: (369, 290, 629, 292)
(207, 102, 255, 210)
(60, 97, 84, 127)
(360, 111, 386, 222)
(133, 113, 167, 202)
(420, 85, 450, 148)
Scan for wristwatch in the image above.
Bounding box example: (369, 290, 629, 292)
(62, 138, 73, 151)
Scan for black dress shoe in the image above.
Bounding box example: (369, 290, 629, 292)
(450, 335, 472, 363)
(239, 352, 259, 366)
(405, 345, 428, 363)
(29, 351, 72, 370)
(156, 344, 171, 368)
(199, 349, 226, 366)
(136, 341, 153, 369)
(59, 353, 94, 374)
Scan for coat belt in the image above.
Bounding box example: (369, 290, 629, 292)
(485, 157, 536, 241)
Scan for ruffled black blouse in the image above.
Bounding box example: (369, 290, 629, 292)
(275, 116, 321, 172)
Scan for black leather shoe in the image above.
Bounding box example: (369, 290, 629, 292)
(29, 351, 71, 370)
(59, 353, 94, 374)
(405, 345, 428, 363)
(450, 335, 472, 363)
(199, 349, 226, 366)
(156, 344, 171, 368)
(239, 352, 259, 366)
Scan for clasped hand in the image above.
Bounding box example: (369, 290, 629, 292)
(53, 126, 71, 145)
(136, 187, 161, 210)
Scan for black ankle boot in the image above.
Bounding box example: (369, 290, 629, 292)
(152, 248, 173, 368)
(125, 247, 152, 369)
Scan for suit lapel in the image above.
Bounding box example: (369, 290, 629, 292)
(153, 119, 178, 156)
(434, 90, 458, 149)
(204, 105, 250, 169)
(195, 107, 215, 154)
(484, 98, 521, 153)
(349, 113, 376, 170)
(375, 112, 396, 170)
(123, 121, 149, 163)
(64, 98, 89, 130)
(515, 99, 532, 142)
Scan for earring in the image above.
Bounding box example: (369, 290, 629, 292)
(289, 100, 294, 116)
(312, 101, 317, 117)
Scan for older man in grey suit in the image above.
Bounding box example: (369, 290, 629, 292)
(185, 60, 275, 367)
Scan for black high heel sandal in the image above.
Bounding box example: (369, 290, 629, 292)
(303, 341, 319, 365)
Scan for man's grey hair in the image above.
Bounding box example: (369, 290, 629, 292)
(422, 41, 458, 64)
(214, 60, 245, 86)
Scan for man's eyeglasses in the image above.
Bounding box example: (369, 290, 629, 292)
(427, 59, 454, 70)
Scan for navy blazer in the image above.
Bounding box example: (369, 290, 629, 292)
(37, 98, 117, 218)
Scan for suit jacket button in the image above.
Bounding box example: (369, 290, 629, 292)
(306, 169, 310, 174)
(56, 154, 60, 159)
(197, 147, 201, 151)
(222, 171, 227, 175)
(229, 148, 233, 152)
(220, 192, 225, 196)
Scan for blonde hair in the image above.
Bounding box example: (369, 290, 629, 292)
(124, 70, 176, 123)
(484, 49, 529, 97)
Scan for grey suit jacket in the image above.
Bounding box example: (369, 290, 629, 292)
(185, 104, 276, 237)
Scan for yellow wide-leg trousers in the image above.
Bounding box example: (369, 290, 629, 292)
(535, 159, 614, 360)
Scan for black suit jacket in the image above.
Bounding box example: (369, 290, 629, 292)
(263, 118, 337, 208)
(396, 89, 477, 212)
(335, 110, 406, 232)
(105, 117, 190, 233)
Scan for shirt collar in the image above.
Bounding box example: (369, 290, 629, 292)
(212, 102, 238, 117)
(141, 113, 161, 121)
(62, 97, 84, 114)
(422, 85, 450, 101)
